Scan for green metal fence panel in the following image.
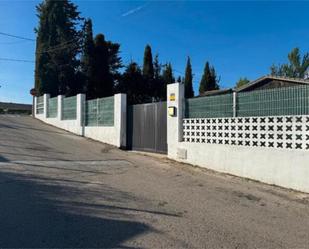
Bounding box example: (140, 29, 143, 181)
(47, 97, 58, 118)
(85, 96, 114, 126)
(185, 94, 233, 118)
(36, 96, 44, 114)
(62, 96, 77, 120)
(85, 99, 98, 126)
(98, 96, 114, 126)
(237, 85, 309, 117)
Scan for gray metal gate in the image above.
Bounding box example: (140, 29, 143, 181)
(127, 102, 167, 154)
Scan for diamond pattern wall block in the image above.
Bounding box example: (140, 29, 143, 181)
(183, 115, 309, 151)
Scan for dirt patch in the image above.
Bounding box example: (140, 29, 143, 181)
(233, 191, 261, 202)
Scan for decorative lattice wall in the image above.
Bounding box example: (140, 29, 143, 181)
(183, 116, 309, 150)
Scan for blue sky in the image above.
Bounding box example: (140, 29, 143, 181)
(0, 0, 308, 104)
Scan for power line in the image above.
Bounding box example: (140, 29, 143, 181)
(37, 40, 79, 54)
(0, 57, 34, 63)
(0, 32, 35, 42)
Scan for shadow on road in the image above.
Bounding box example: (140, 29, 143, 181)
(0, 171, 152, 248)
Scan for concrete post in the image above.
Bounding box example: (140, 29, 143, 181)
(167, 83, 184, 159)
(34, 96, 37, 117)
(114, 93, 127, 148)
(77, 94, 86, 136)
(233, 91, 237, 118)
(58, 95, 64, 121)
(43, 94, 50, 119)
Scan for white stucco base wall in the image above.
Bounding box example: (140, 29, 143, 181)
(84, 126, 119, 147)
(170, 142, 309, 193)
(167, 83, 309, 193)
(35, 114, 83, 135)
(34, 93, 126, 148)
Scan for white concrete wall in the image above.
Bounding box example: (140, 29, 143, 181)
(167, 83, 309, 193)
(34, 93, 126, 148)
(35, 94, 84, 136)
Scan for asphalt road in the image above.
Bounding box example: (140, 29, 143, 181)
(1, 115, 309, 248)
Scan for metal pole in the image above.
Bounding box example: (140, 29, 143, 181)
(233, 91, 237, 117)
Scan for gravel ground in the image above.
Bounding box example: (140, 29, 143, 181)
(0, 115, 309, 248)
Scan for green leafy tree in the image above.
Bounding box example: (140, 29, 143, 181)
(270, 48, 309, 79)
(235, 77, 250, 89)
(34, 0, 83, 96)
(199, 62, 219, 94)
(184, 57, 194, 98)
(177, 76, 182, 83)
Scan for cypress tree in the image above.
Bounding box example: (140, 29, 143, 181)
(90, 33, 122, 98)
(153, 54, 161, 80)
(152, 54, 166, 101)
(142, 44, 154, 79)
(93, 34, 111, 98)
(81, 18, 95, 97)
(34, 0, 83, 97)
(210, 66, 220, 90)
(162, 63, 175, 85)
(184, 57, 194, 98)
(199, 62, 219, 94)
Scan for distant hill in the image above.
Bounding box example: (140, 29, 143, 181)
(0, 102, 32, 114)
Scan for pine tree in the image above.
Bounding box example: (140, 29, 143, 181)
(81, 18, 95, 97)
(184, 57, 194, 98)
(199, 62, 219, 94)
(34, 0, 83, 96)
(142, 44, 154, 79)
(235, 77, 250, 89)
(270, 48, 309, 79)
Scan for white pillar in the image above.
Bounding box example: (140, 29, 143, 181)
(167, 83, 184, 159)
(58, 95, 64, 121)
(43, 94, 50, 119)
(77, 94, 86, 136)
(114, 93, 127, 148)
(34, 96, 37, 117)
